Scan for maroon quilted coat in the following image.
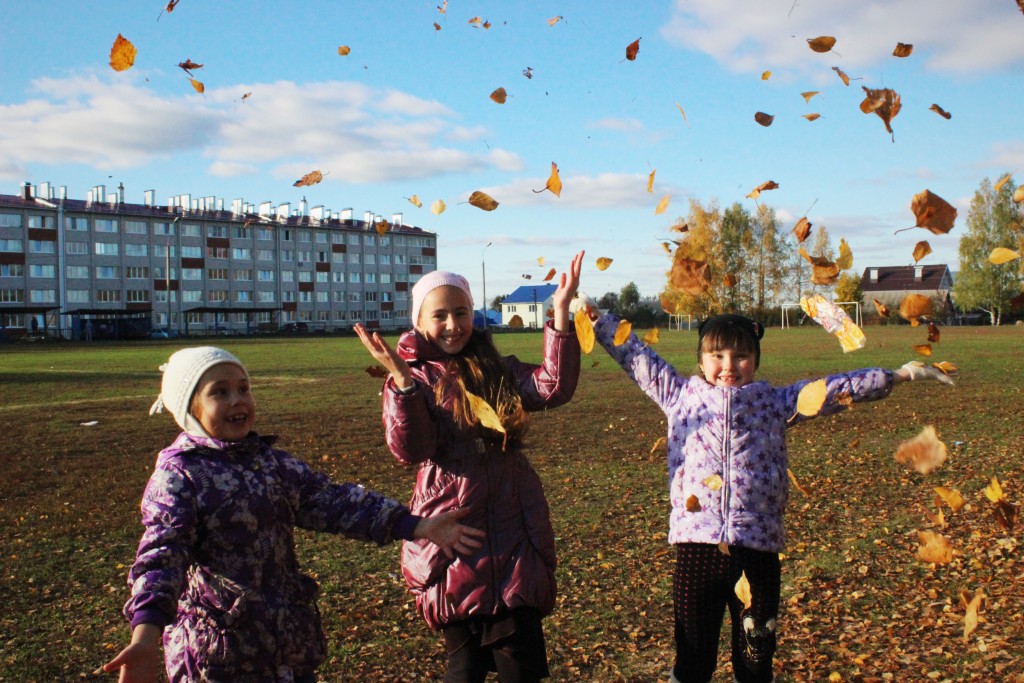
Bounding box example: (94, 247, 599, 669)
(382, 321, 580, 630)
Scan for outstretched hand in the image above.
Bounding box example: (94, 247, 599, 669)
(414, 507, 486, 559)
(897, 360, 958, 385)
(552, 250, 585, 332)
(101, 624, 162, 683)
(354, 323, 413, 390)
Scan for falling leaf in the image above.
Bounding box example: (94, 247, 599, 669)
(1015, 187, 1024, 203)
(735, 572, 752, 609)
(407, 195, 423, 208)
(293, 170, 324, 187)
(796, 379, 828, 417)
(803, 113, 821, 121)
(916, 530, 953, 564)
(338, 46, 351, 56)
(177, 59, 203, 73)
(912, 241, 932, 263)
(643, 328, 660, 345)
(686, 495, 702, 512)
(596, 257, 613, 271)
(613, 320, 632, 346)
(661, 242, 673, 254)
(468, 191, 499, 211)
(984, 477, 1018, 531)
(437, 0, 447, 14)
(625, 38, 641, 61)
(894, 425, 947, 474)
(994, 173, 1013, 192)
(836, 238, 853, 270)
(660, 295, 678, 315)
(240, 92, 252, 102)
(892, 42, 914, 58)
(465, 390, 506, 435)
(647, 170, 656, 193)
(670, 221, 689, 233)
(434, 22, 442, 31)
(832, 66, 851, 86)
(799, 248, 841, 286)
(365, 365, 388, 378)
(109, 34, 137, 72)
(703, 474, 724, 491)
(927, 321, 941, 343)
(913, 344, 932, 356)
(754, 112, 775, 127)
(932, 361, 958, 375)
(924, 497, 946, 528)
(899, 293, 933, 325)
(575, 308, 595, 354)
(934, 486, 966, 512)
(793, 217, 812, 243)
(873, 299, 890, 318)
(761, 71, 772, 81)
(961, 589, 985, 643)
(431, 199, 446, 215)
(807, 36, 837, 53)
(984, 477, 1005, 503)
(670, 257, 711, 296)
(521, 273, 532, 279)
(835, 392, 854, 410)
(547, 15, 563, 26)
(723, 273, 738, 288)
(860, 87, 902, 139)
(490, 87, 507, 104)
(746, 180, 779, 200)
(532, 162, 562, 197)
(655, 195, 671, 215)
(929, 103, 952, 120)
(801, 91, 820, 103)
(165, 0, 180, 13)
(910, 190, 958, 234)
(522, 66, 533, 79)
(189, 78, 205, 94)
(374, 220, 390, 237)
(543, 267, 556, 282)
(467, 16, 483, 26)
(649, 436, 667, 453)
(788, 469, 810, 496)
(675, 102, 689, 125)
(989, 247, 1021, 264)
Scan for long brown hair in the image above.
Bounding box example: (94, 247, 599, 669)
(435, 329, 528, 444)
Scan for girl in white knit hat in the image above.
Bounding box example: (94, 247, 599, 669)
(104, 346, 484, 683)
(355, 250, 584, 683)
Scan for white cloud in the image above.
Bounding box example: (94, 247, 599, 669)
(477, 172, 688, 210)
(661, 0, 1024, 75)
(984, 141, 1024, 171)
(589, 117, 645, 132)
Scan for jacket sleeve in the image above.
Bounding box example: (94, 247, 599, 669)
(381, 373, 440, 465)
(594, 313, 688, 416)
(782, 367, 895, 426)
(123, 460, 198, 629)
(510, 319, 581, 411)
(285, 450, 415, 544)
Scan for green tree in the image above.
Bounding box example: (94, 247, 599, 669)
(489, 294, 506, 312)
(953, 176, 1024, 325)
(746, 205, 787, 316)
(619, 281, 641, 319)
(719, 202, 753, 312)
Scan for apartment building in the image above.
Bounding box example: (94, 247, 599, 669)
(0, 182, 437, 340)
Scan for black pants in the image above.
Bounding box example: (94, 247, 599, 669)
(442, 607, 549, 683)
(672, 543, 780, 683)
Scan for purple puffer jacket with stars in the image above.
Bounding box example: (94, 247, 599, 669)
(123, 431, 417, 683)
(595, 314, 893, 553)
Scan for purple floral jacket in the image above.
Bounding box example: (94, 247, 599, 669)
(381, 322, 580, 630)
(123, 431, 417, 682)
(595, 314, 893, 553)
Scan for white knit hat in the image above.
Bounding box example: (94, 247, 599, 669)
(149, 346, 247, 437)
(411, 271, 474, 326)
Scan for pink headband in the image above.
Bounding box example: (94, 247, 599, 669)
(411, 271, 474, 325)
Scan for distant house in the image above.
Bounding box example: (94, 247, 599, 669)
(500, 284, 557, 328)
(860, 264, 955, 319)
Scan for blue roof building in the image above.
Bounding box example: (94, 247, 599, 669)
(500, 284, 557, 328)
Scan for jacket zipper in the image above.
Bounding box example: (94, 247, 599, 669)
(719, 389, 732, 545)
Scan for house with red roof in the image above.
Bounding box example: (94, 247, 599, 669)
(860, 264, 955, 320)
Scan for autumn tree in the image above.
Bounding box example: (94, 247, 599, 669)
(746, 204, 788, 316)
(659, 199, 721, 319)
(834, 272, 863, 306)
(953, 176, 1024, 325)
(719, 202, 753, 312)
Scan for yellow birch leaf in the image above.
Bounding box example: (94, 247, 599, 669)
(407, 195, 423, 208)
(109, 34, 137, 72)
(540, 162, 562, 197)
(655, 194, 671, 215)
(934, 486, 966, 512)
(735, 572, 753, 609)
(761, 71, 772, 81)
(703, 474, 724, 491)
(803, 113, 821, 121)
(989, 247, 1021, 265)
(468, 191, 499, 211)
(796, 379, 827, 417)
(575, 308, 595, 354)
(613, 320, 632, 346)
(189, 79, 205, 94)
(994, 173, 1013, 193)
(913, 240, 932, 263)
(647, 169, 656, 193)
(916, 530, 953, 564)
(983, 477, 1004, 503)
(596, 257, 613, 271)
(801, 91, 820, 103)
(1014, 187, 1024, 203)
(465, 391, 505, 434)
(431, 199, 446, 216)
(643, 328, 660, 345)
(913, 344, 932, 356)
(338, 46, 351, 56)
(537, 256, 545, 267)
(836, 238, 853, 270)
(649, 436, 667, 454)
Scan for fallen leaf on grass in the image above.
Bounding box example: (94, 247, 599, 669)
(916, 530, 953, 564)
(960, 589, 985, 642)
(935, 486, 965, 512)
(650, 436, 666, 454)
(788, 469, 810, 496)
(894, 425, 947, 474)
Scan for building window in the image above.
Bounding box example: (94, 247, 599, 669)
(0, 289, 25, 303)
(0, 214, 23, 228)
(28, 215, 56, 228)
(207, 246, 228, 259)
(95, 266, 121, 279)
(93, 219, 118, 233)
(331, 233, 345, 244)
(299, 291, 312, 303)
(232, 226, 251, 239)
(181, 245, 202, 258)
(29, 265, 56, 278)
(234, 269, 253, 281)
(257, 228, 273, 241)
(297, 250, 311, 263)
(257, 291, 275, 303)
(235, 291, 252, 302)
(126, 290, 150, 303)
(365, 254, 376, 265)
(334, 309, 347, 321)
(207, 225, 228, 238)
(94, 242, 119, 256)
(332, 271, 345, 283)
(125, 220, 147, 234)
(95, 289, 121, 303)
(30, 240, 57, 254)
(67, 289, 90, 303)
(316, 271, 328, 283)
(257, 249, 275, 261)
(281, 250, 294, 261)
(347, 234, 360, 245)
(127, 266, 150, 279)
(182, 290, 202, 303)
(181, 222, 202, 237)
(64, 217, 88, 231)
(333, 291, 346, 302)
(30, 289, 56, 303)
(379, 254, 391, 265)
(365, 292, 378, 302)
(348, 253, 361, 265)
(298, 271, 312, 283)
(317, 251, 329, 263)
(316, 291, 328, 303)
(1, 239, 24, 252)
(349, 292, 361, 303)
(381, 291, 393, 302)
(232, 248, 252, 260)
(153, 221, 175, 236)
(65, 241, 88, 255)
(208, 290, 228, 302)
(365, 309, 378, 321)
(380, 273, 392, 284)
(281, 270, 294, 283)
(66, 265, 89, 279)
(282, 291, 295, 302)
(365, 273, 376, 284)
(315, 232, 328, 244)
(1, 264, 26, 276)
(257, 270, 274, 282)
(125, 243, 149, 257)
(208, 268, 228, 280)
(348, 272, 360, 284)
(298, 231, 311, 243)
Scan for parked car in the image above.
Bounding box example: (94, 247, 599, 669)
(149, 327, 179, 339)
(278, 322, 310, 334)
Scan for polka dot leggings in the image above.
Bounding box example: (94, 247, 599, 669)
(672, 543, 780, 683)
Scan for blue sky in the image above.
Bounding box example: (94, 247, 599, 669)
(3, 1, 1023, 307)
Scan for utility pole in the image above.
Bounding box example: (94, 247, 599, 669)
(481, 242, 492, 330)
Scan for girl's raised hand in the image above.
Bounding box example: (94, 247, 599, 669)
(354, 323, 413, 390)
(414, 507, 486, 559)
(552, 250, 585, 332)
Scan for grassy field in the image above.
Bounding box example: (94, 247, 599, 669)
(1, 324, 1021, 682)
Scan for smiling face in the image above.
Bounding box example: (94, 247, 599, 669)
(700, 347, 757, 388)
(416, 285, 474, 355)
(190, 362, 255, 441)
